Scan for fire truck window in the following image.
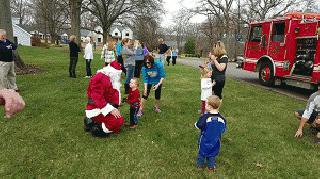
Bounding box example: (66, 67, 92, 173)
(249, 26, 262, 42)
(272, 22, 285, 42)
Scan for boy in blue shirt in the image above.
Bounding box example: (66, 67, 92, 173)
(195, 95, 226, 172)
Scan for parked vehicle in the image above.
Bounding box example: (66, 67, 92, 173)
(242, 12, 320, 90)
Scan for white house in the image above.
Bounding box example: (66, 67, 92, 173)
(12, 17, 31, 46)
(121, 28, 133, 39)
(81, 25, 133, 44)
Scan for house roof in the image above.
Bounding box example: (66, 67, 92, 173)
(166, 40, 177, 47)
(81, 25, 132, 37)
(81, 29, 91, 37)
(13, 24, 31, 36)
(110, 25, 125, 32)
(16, 24, 33, 32)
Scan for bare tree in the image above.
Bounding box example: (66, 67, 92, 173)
(244, 0, 303, 20)
(81, 11, 99, 31)
(31, 0, 70, 44)
(130, 0, 163, 50)
(82, 0, 139, 43)
(304, 0, 320, 13)
(70, 0, 83, 45)
(196, 0, 235, 38)
(0, 0, 26, 69)
(10, 0, 32, 25)
(0, 0, 14, 40)
(172, 8, 193, 51)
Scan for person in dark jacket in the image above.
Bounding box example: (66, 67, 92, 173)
(0, 29, 18, 91)
(208, 41, 228, 100)
(68, 35, 81, 78)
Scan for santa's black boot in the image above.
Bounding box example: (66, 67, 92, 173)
(84, 117, 93, 132)
(91, 124, 108, 137)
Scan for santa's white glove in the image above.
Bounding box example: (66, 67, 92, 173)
(101, 104, 116, 116)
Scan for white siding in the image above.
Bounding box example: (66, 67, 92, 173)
(121, 28, 133, 39)
(112, 28, 121, 37)
(94, 26, 103, 43)
(12, 24, 31, 46)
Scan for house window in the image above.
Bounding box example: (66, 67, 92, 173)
(125, 33, 129, 37)
(272, 22, 285, 42)
(98, 38, 101, 43)
(115, 33, 118, 36)
(97, 30, 101, 34)
(249, 25, 262, 42)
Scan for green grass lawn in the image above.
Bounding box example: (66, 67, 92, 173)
(0, 46, 319, 177)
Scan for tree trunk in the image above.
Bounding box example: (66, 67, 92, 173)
(70, 0, 82, 45)
(0, 0, 26, 69)
(0, 0, 13, 41)
(103, 27, 110, 44)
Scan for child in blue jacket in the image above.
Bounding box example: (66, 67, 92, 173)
(195, 95, 226, 172)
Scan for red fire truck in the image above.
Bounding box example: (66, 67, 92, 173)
(242, 12, 320, 90)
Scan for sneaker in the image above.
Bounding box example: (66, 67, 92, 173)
(84, 76, 91, 78)
(137, 109, 143, 117)
(208, 167, 216, 172)
(129, 125, 138, 129)
(154, 106, 161, 113)
(197, 166, 204, 170)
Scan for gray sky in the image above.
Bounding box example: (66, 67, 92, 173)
(161, 0, 206, 27)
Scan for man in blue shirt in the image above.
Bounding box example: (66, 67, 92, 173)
(0, 29, 18, 91)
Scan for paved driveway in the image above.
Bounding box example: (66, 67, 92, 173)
(177, 57, 310, 101)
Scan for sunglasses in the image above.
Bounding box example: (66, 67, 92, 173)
(146, 61, 151, 64)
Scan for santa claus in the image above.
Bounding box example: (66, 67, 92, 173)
(84, 61, 124, 137)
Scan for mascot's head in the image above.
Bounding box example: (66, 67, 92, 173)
(97, 61, 122, 91)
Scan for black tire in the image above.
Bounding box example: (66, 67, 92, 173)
(259, 61, 275, 86)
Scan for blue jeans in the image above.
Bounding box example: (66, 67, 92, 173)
(197, 153, 215, 168)
(125, 64, 134, 84)
(130, 105, 139, 125)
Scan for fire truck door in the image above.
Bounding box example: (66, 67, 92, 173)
(245, 24, 270, 59)
(268, 22, 286, 68)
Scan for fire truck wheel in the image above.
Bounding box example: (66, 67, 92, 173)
(259, 61, 275, 86)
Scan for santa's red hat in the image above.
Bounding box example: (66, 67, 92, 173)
(110, 61, 122, 71)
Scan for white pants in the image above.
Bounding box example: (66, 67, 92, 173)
(0, 61, 18, 90)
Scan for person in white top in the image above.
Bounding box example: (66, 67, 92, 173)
(84, 37, 93, 78)
(200, 66, 215, 114)
(101, 38, 116, 66)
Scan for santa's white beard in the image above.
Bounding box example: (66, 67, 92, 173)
(110, 74, 121, 91)
(97, 66, 122, 91)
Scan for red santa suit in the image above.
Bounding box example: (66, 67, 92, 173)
(85, 61, 124, 134)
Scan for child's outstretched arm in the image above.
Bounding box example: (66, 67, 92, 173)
(195, 115, 206, 130)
